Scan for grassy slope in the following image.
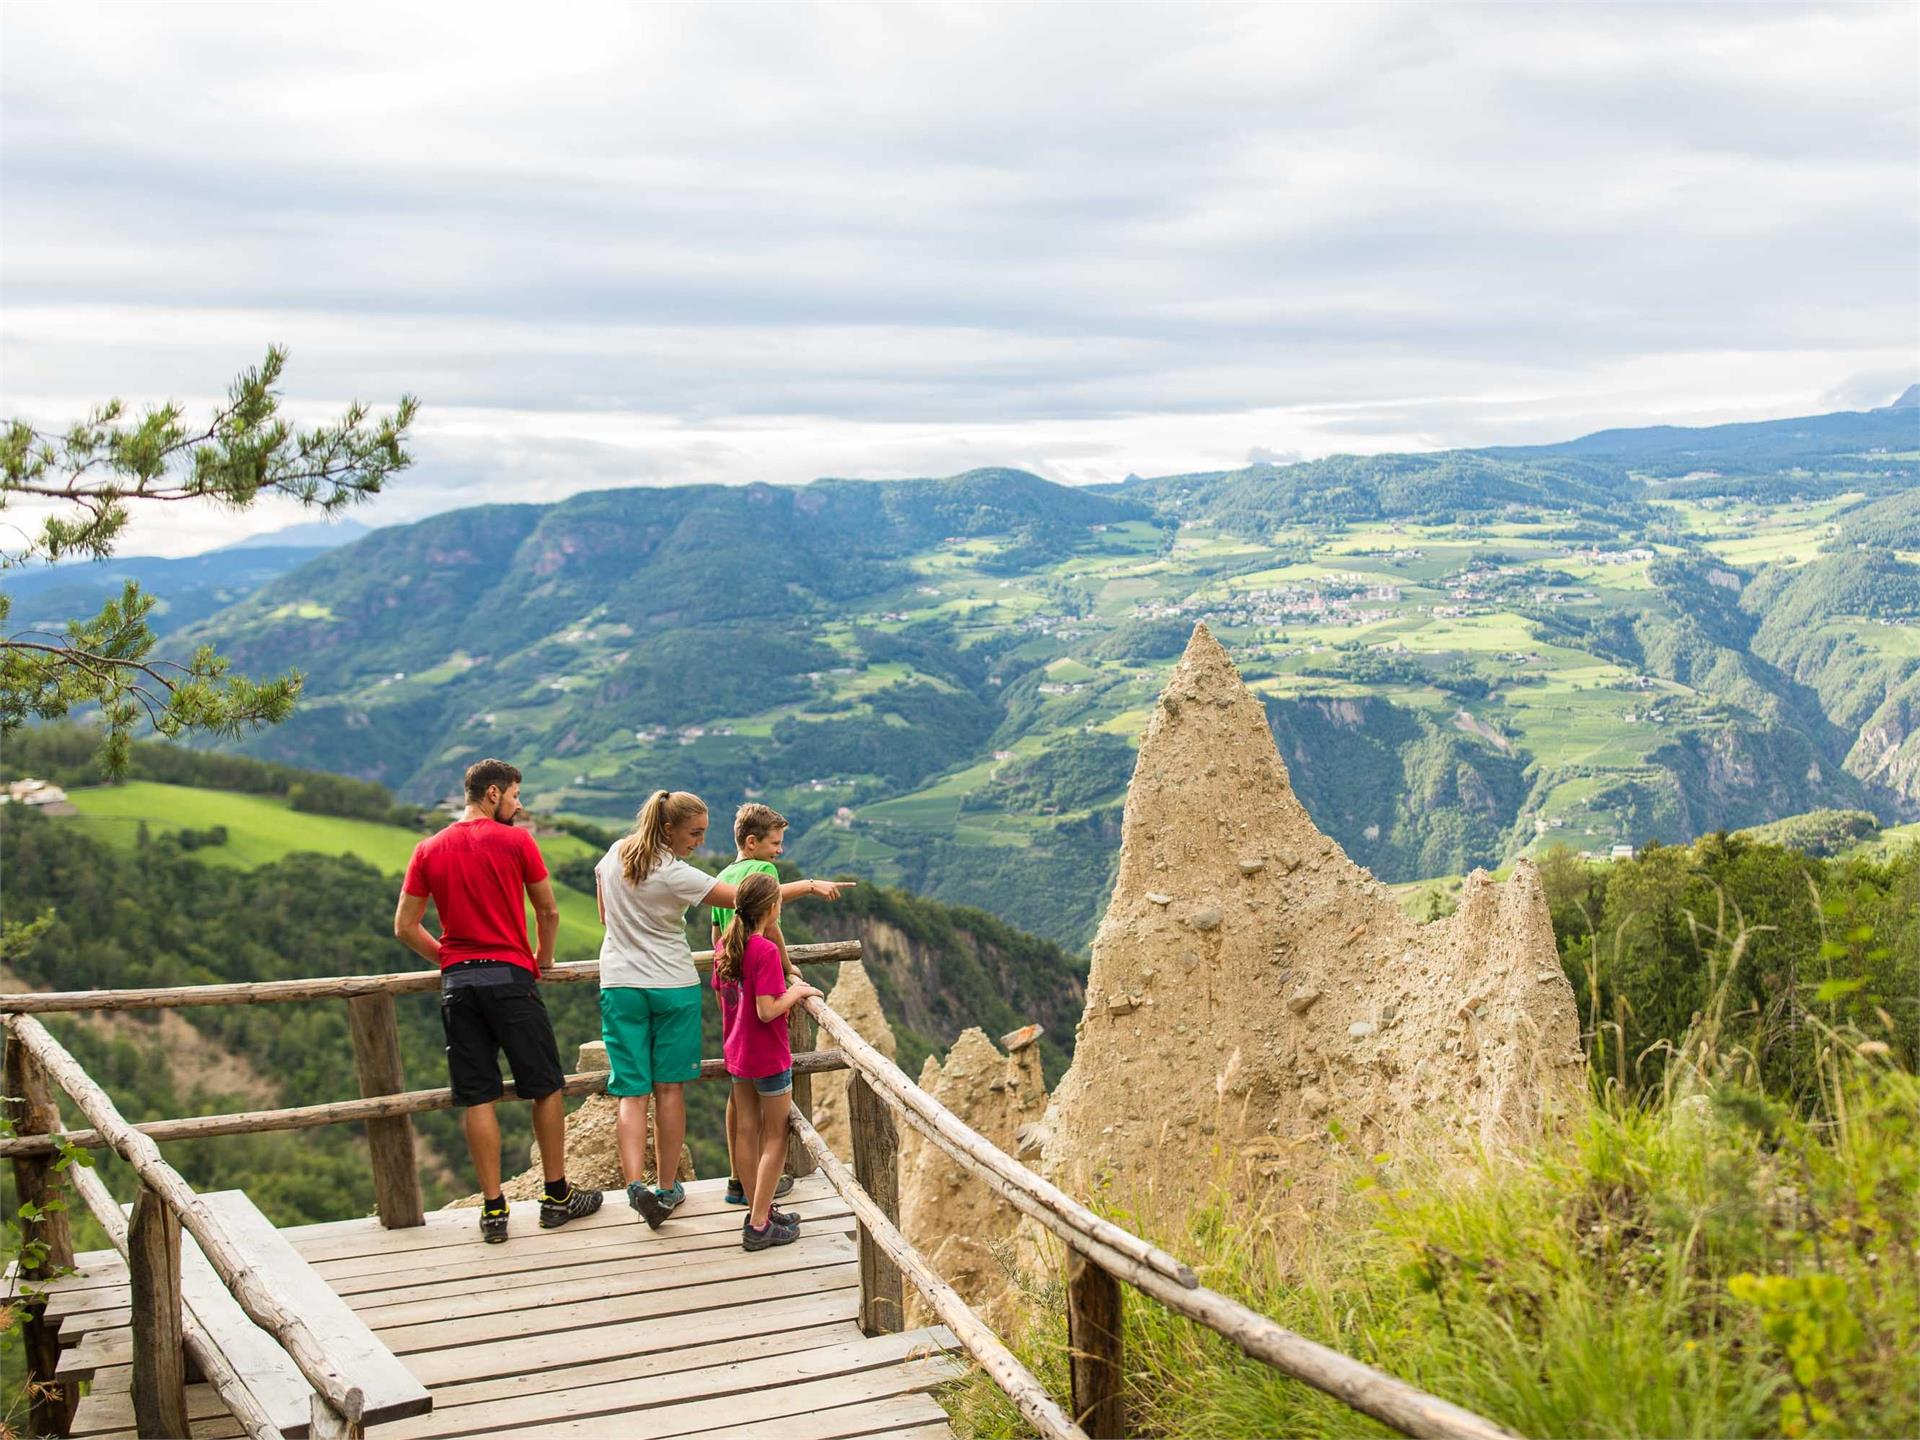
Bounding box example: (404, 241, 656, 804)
(948, 1049, 1918, 1440)
(66, 781, 608, 956)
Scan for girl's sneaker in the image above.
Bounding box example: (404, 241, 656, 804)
(627, 1180, 669, 1230)
(653, 1181, 686, 1214)
(725, 1174, 794, 1206)
(742, 1215, 800, 1251)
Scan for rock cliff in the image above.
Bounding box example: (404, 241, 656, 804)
(1038, 623, 1586, 1211)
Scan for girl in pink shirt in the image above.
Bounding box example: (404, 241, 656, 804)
(712, 873, 821, 1249)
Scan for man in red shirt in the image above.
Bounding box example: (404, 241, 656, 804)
(394, 759, 603, 1242)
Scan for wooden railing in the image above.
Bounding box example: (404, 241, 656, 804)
(795, 996, 1520, 1440)
(0, 940, 1517, 1440)
(5, 1014, 393, 1438)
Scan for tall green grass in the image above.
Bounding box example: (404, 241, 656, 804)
(947, 1014, 1916, 1438)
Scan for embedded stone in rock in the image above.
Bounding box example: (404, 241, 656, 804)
(1038, 620, 1586, 1217)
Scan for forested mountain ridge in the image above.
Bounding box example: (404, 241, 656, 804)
(125, 398, 1920, 949)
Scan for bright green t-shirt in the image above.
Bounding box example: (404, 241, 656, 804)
(711, 857, 779, 934)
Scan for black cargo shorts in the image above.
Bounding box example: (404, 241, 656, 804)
(439, 960, 565, 1106)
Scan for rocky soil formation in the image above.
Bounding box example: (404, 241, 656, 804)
(899, 1024, 1049, 1326)
(1037, 623, 1586, 1213)
(452, 1041, 695, 1206)
(811, 960, 899, 1158)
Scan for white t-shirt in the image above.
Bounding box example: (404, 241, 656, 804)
(595, 846, 715, 989)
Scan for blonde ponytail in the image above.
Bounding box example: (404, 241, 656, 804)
(715, 872, 781, 986)
(617, 789, 707, 884)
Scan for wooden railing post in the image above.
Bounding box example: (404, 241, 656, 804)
(346, 993, 424, 1228)
(786, 1006, 817, 1178)
(1067, 1250, 1126, 1439)
(847, 1072, 904, 1335)
(127, 1185, 189, 1439)
(4, 1033, 78, 1437)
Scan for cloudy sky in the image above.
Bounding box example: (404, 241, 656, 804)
(2, 1, 1916, 554)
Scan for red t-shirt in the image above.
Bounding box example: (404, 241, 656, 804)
(714, 934, 793, 1079)
(402, 818, 550, 973)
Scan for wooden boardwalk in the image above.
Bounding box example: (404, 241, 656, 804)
(44, 1175, 961, 1440)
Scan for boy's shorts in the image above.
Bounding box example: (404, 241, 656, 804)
(440, 962, 565, 1106)
(601, 985, 704, 1096)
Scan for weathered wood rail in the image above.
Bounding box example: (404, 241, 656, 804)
(1, 941, 1518, 1440)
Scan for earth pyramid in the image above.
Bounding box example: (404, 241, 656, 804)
(810, 960, 898, 1158)
(1038, 622, 1586, 1208)
(899, 1025, 1049, 1325)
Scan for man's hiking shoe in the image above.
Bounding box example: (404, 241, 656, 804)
(654, 1181, 686, 1214)
(725, 1173, 794, 1206)
(479, 1205, 509, 1244)
(742, 1215, 800, 1251)
(627, 1181, 670, 1230)
(539, 1186, 603, 1229)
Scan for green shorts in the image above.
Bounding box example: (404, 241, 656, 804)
(600, 985, 704, 1096)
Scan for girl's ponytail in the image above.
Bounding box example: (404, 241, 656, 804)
(715, 871, 781, 986)
(616, 789, 705, 885)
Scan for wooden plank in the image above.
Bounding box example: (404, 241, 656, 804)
(376, 1327, 943, 1440)
(172, 1199, 322, 1440)
(352, 1227, 857, 1319)
(128, 1187, 190, 1439)
(289, 1174, 844, 1264)
(415, 1321, 859, 1416)
(347, 993, 425, 1230)
(693, 1394, 953, 1440)
(60, 1321, 130, 1379)
(357, 1231, 856, 1329)
(197, 1190, 430, 1427)
(69, 1279, 866, 1385)
(378, 1262, 858, 1354)
(310, 1192, 852, 1285)
(504, 1351, 964, 1440)
(405, 1286, 859, 1389)
(1067, 1251, 1126, 1439)
(69, 1378, 235, 1435)
(849, 1071, 904, 1335)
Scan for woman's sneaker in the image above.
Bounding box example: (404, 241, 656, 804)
(725, 1174, 794, 1206)
(742, 1215, 800, 1251)
(627, 1180, 669, 1230)
(653, 1181, 686, 1214)
(539, 1185, 604, 1229)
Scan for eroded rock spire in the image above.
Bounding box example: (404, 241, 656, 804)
(1039, 623, 1585, 1209)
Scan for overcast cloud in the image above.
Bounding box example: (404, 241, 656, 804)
(2, 1, 1916, 554)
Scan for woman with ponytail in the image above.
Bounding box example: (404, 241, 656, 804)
(595, 789, 845, 1229)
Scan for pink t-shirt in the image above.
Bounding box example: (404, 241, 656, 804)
(715, 934, 793, 1079)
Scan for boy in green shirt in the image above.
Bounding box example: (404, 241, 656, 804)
(714, 803, 799, 1207)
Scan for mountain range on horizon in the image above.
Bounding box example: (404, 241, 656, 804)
(8, 391, 1918, 949)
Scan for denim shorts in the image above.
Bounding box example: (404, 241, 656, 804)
(750, 1067, 793, 1097)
